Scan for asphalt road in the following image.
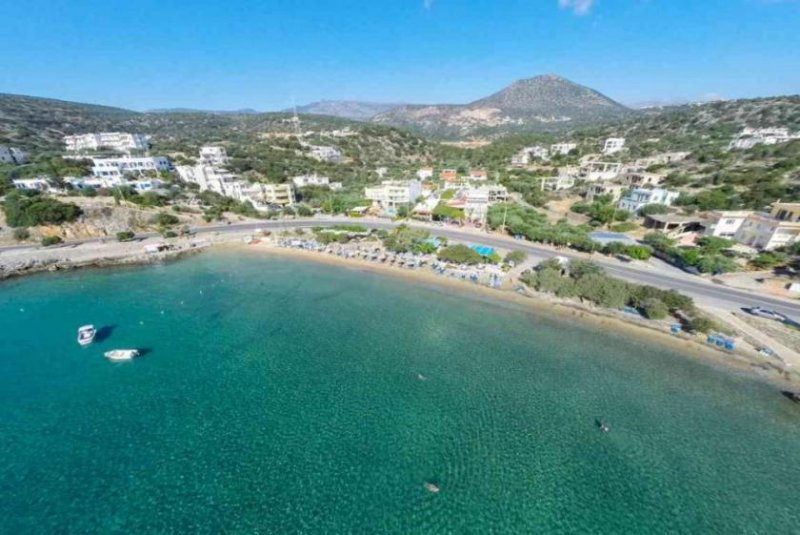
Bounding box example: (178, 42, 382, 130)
(3, 217, 800, 318)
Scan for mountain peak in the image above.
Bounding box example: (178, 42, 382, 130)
(470, 74, 628, 112)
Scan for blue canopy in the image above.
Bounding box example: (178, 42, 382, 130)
(470, 245, 495, 257)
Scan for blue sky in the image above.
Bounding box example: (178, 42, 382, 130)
(1, 0, 798, 110)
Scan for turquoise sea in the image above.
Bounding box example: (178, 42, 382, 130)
(1, 251, 799, 533)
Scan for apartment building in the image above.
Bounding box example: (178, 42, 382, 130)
(511, 146, 549, 166)
(732, 203, 800, 250)
(90, 156, 171, 177)
(602, 138, 626, 155)
(728, 128, 796, 150)
(308, 145, 342, 163)
(292, 174, 331, 188)
(416, 168, 434, 180)
(364, 180, 422, 210)
(64, 132, 149, 153)
(199, 146, 230, 166)
(550, 143, 577, 156)
(580, 161, 623, 182)
(617, 188, 679, 213)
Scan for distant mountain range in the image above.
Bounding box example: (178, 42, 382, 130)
(369, 75, 633, 137)
(287, 101, 405, 121)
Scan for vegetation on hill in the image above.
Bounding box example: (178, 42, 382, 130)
(1, 191, 82, 227)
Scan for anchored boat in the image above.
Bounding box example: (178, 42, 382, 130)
(103, 349, 140, 361)
(77, 325, 96, 346)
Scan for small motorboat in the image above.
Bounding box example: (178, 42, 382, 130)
(595, 418, 610, 433)
(77, 325, 97, 346)
(424, 482, 440, 493)
(104, 349, 140, 361)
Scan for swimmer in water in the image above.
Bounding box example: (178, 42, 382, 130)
(417, 373, 428, 381)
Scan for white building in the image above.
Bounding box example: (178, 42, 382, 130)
(199, 146, 229, 166)
(542, 175, 576, 192)
(292, 174, 331, 188)
(550, 143, 577, 156)
(585, 183, 627, 203)
(177, 164, 294, 208)
(728, 128, 795, 150)
(308, 145, 342, 163)
(91, 156, 171, 178)
(617, 188, 679, 213)
(580, 161, 622, 182)
(0, 146, 27, 164)
(732, 203, 800, 250)
(703, 210, 753, 239)
(64, 132, 149, 153)
(448, 185, 509, 221)
(512, 146, 549, 166)
(12, 178, 59, 193)
(602, 138, 626, 155)
(416, 168, 434, 180)
(364, 180, 422, 210)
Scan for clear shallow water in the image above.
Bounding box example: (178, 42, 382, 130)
(1, 251, 799, 533)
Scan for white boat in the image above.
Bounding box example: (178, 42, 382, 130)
(77, 325, 96, 346)
(103, 349, 140, 361)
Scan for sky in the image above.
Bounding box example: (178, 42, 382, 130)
(1, 0, 798, 111)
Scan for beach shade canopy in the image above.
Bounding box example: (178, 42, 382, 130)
(470, 244, 496, 257)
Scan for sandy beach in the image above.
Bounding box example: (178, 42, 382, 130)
(236, 239, 799, 388)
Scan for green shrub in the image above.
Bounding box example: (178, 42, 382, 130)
(611, 222, 637, 232)
(155, 212, 179, 226)
(641, 298, 669, 320)
(2, 191, 82, 227)
(12, 227, 30, 241)
(41, 235, 63, 246)
(437, 244, 483, 265)
(505, 250, 528, 265)
(116, 230, 135, 242)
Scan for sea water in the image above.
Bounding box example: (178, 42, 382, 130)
(1, 251, 799, 533)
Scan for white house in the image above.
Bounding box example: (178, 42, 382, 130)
(177, 164, 293, 208)
(0, 146, 27, 164)
(732, 203, 800, 250)
(292, 174, 331, 188)
(617, 188, 679, 213)
(12, 178, 60, 193)
(550, 143, 577, 156)
(446, 184, 509, 221)
(64, 132, 149, 153)
(91, 156, 170, 178)
(542, 175, 576, 191)
(728, 128, 795, 150)
(512, 146, 549, 166)
(199, 146, 229, 166)
(364, 180, 422, 210)
(703, 211, 753, 239)
(580, 161, 622, 181)
(602, 138, 626, 155)
(177, 165, 238, 195)
(585, 183, 627, 203)
(308, 145, 342, 163)
(416, 168, 434, 180)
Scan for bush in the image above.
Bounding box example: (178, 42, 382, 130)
(749, 251, 787, 270)
(437, 244, 484, 265)
(505, 250, 528, 265)
(686, 316, 717, 334)
(13, 227, 30, 241)
(116, 230, 135, 242)
(296, 204, 313, 217)
(41, 235, 63, 246)
(641, 298, 669, 320)
(155, 212, 179, 226)
(625, 245, 652, 261)
(2, 191, 82, 227)
(80, 187, 98, 197)
(611, 222, 637, 232)
(640, 204, 670, 216)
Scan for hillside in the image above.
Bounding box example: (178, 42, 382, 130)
(291, 101, 405, 120)
(371, 75, 633, 138)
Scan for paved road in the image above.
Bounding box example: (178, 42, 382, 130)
(4, 217, 800, 318)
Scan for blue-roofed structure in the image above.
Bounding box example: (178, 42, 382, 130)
(470, 244, 496, 257)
